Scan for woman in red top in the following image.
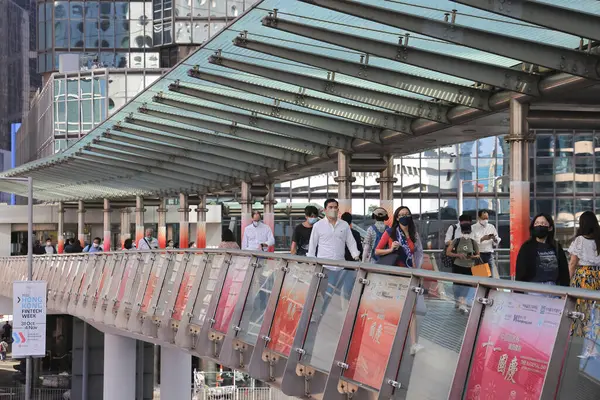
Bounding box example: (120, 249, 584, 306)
(374, 206, 424, 269)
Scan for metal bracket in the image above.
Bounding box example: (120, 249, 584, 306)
(358, 278, 369, 285)
(412, 286, 425, 295)
(477, 297, 494, 306)
(387, 379, 402, 389)
(337, 379, 358, 397)
(336, 361, 349, 370)
(315, 272, 326, 279)
(233, 340, 248, 368)
(262, 335, 272, 343)
(262, 350, 279, 382)
(296, 364, 316, 397)
(568, 311, 585, 321)
(281, 265, 290, 272)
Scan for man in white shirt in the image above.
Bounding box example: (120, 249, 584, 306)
(137, 228, 159, 250)
(472, 210, 501, 278)
(242, 211, 275, 251)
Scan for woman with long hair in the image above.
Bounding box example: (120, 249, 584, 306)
(568, 211, 600, 349)
(374, 206, 423, 269)
(218, 227, 240, 249)
(515, 213, 569, 286)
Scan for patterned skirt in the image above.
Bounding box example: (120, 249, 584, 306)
(570, 265, 600, 337)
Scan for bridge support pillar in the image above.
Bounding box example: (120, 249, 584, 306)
(120, 208, 131, 249)
(160, 347, 191, 400)
(179, 193, 190, 248)
(57, 202, 65, 253)
(240, 182, 252, 244)
(103, 333, 136, 400)
(262, 183, 276, 252)
(158, 198, 167, 249)
(77, 200, 86, 247)
(507, 98, 534, 279)
(377, 155, 397, 220)
(196, 195, 207, 249)
(135, 196, 145, 248)
(103, 199, 111, 252)
(335, 151, 354, 214)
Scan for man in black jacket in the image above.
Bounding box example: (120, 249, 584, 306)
(341, 212, 363, 262)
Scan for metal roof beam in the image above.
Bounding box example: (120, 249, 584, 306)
(262, 16, 541, 96)
(187, 68, 420, 127)
(92, 140, 253, 180)
(207, 55, 451, 122)
(84, 146, 236, 184)
(151, 94, 358, 150)
(231, 37, 491, 109)
(168, 82, 410, 140)
(73, 153, 215, 190)
(453, 0, 600, 42)
(301, 0, 600, 80)
(99, 131, 272, 173)
(133, 107, 324, 162)
(108, 126, 287, 170)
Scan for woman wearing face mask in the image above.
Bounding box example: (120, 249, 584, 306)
(515, 213, 569, 286)
(446, 214, 480, 314)
(374, 206, 423, 269)
(363, 207, 389, 263)
(166, 239, 175, 250)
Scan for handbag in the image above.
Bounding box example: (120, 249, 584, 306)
(472, 258, 491, 277)
(441, 225, 458, 271)
(377, 252, 399, 266)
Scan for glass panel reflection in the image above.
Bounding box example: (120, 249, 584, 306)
(213, 256, 251, 333)
(236, 258, 279, 345)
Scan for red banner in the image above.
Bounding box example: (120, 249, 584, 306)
(213, 258, 250, 333)
(343, 274, 411, 389)
(510, 181, 530, 278)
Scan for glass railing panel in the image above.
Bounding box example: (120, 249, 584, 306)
(154, 253, 185, 318)
(557, 301, 600, 398)
(236, 257, 280, 346)
(171, 253, 206, 322)
(212, 255, 252, 334)
(302, 268, 358, 372)
(190, 253, 229, 328)
(140, 253, 170, 315)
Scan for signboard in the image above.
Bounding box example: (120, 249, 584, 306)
(343, 274, 411, 389)
(12, 281, 47, 358)
(465, 291, 564, 399)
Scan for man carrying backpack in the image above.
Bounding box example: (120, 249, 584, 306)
(362, 207, 389, 263)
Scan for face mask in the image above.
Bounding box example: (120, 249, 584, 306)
(308, 217, 318, 225)
(46, 243, 51, 247)
(252, 221, 259, 227)
(480, 220, 488, 227)
(93, 243, 99, 248)
(532, 226, 549, 239)
(326, 209, 337, 218)
(398, 216, 411, 226)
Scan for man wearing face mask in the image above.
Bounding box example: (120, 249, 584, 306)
(242, 211, 275, 251)
(291, 205, 319, 256)
(83, 237, 103, 253)
(44, 238, 56, 254)
(137, 228, 159, 250)
(472, 210, 501, 278)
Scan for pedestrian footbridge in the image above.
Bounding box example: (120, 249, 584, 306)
(1, 251, 599, 399)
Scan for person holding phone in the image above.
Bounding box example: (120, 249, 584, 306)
(472, 210, 501, 278)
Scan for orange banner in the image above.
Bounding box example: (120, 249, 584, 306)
(509, 181, 530, 278)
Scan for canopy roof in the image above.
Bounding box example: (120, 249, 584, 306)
(4, 0, 600, 201)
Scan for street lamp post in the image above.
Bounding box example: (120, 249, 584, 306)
(1, 177, 33, 400)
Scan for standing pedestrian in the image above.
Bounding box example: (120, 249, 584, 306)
(362, 207, 389, 263)
(83, 237, 103, 253)
(472, 210, 501, 278)
(0, 339, 8, 361)
(340, 212, 363, 262)
(44, 238, 57, 254)
(290, 205, 319, 256)
(242, 211, 275, 251)
(137, 228, 159, 250)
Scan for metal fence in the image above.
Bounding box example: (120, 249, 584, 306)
(193, 387, 297, 400)
(0, 387, 68, 399)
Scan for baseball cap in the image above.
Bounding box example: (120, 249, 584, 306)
(372, 207, 388, 217)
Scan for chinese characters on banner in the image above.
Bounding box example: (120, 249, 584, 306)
(267, 267, 313, 356)
(466, 291, 564, 400)
(213, 257, 250, 333)
(343, 274, 411, 389)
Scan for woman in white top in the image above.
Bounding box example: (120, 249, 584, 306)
(568, 211, 600, 352)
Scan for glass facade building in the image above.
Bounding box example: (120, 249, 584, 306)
(37, 1, 159, 72)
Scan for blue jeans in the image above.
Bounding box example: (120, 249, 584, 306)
(452, 264, 474, 303)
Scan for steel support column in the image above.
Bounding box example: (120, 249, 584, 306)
(103, 199, 111, 251)
(158, 198, 167, 249)
(262, 183, 276, 252)
(135, 196, 145, 248)
(104, 333, 136, 400)
(77, 200, 85, 247)
(160, 347, 191, 400)
(335, 152, 354, 215)
(57, 202, 65, 253)
(507, 98, 534, 279)
(179, 193, 190, 249)
(120, 208, 131, 249)
(196, 195, 207, 249)
(377, 156, 397, 220)
(240, 182, 253, 245)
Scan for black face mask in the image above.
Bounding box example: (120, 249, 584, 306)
(460, 223, 471, 234)
(532, 226, 550, 239)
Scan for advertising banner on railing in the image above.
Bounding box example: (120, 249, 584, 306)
(343, 274, 411, 389)
(465, 291, 563, 399)
(12, 281, 47, 358)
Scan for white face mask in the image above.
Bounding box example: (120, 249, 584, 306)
(46, 243, 52, 247)
(252, 221, 259, 227)
(480, 219, 488, 227)
(93, 243, 99, 248)
(326, 209, 337, 218)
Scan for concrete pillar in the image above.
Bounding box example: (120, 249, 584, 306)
(103, 199, 111, 252)
(179, 193, 190, 249)
(507, 98, 534, 279)
(157, 198, 167, 249)
(135, 196, 145, 248)
(240, 182, 253, 244)
(335, 151, 354, 215)
(377, 155, 397, 221)
(57, 202, 65, 253)
(120, 208, 131, 249)
(262, 183, 276, 252)
(160, 347, 192, 400)
(196, 195, 207, 249)
(103, 333, 136, 400)
(77, 200, 86, 247)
